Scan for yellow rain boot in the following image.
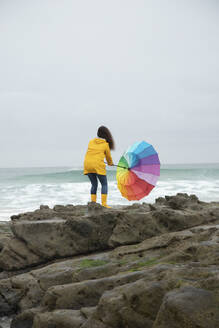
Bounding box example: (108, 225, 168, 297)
(101, 194, 111, 208)
(91, 194, 97, 203)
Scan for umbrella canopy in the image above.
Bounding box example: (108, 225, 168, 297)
(116, 141, 160, 200)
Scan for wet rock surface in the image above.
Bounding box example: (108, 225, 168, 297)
(0, 193, 218, 327)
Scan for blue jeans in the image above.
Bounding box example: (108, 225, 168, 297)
(87, 173, 108, 194)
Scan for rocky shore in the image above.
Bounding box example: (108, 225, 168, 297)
(0, 193, 219, 328)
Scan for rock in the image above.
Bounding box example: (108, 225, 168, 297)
(153, 286, 219, 328)
(43, 271, 146, 311)
(0, 316, 12, 328)
(1, 194, 219, 327)
(1, 194, 219, 271)
(80, 306, 97, 319)
(33, 309, 85, 328)
(122, 203, 151, 212)
(82, 278, 174, 328)
(155, 193, 204, 210)
(111, 229, 194, 259)
(72, 262, 121, 283)
(11, 204, 87, 222)
(0, 222, 12, 251)
(11, 308, 42, 328)
(0, 213, 117, 270)
(0, 278, 23, 316)
(11, 273, 44, 312)
(39, 205, 50, 210)
(0, 236, 10, 252)
(152, 207, 207, 231)
(108, 212, 162, 247)
(0, 222, 12, 234)
(35, 259, 81, 291)
(0, 253, 112, 315)
(0, 237, 41, 270)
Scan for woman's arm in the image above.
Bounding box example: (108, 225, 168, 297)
(105, 144, 113, 165)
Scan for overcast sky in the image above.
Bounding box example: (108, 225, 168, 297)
(0, 0, 218, 167)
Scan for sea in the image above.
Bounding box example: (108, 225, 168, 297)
(0, 164, 219, 221)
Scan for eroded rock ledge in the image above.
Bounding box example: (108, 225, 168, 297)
(0, 193, 218, 328)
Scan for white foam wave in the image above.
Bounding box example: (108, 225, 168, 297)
(0, 180, 219, 221)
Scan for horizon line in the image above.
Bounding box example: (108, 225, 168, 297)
(0, 162, 219, 169)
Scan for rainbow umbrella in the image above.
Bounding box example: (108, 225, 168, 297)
(116, 141, 160, 200)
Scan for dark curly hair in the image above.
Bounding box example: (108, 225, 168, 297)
(97, 126, 115, 150)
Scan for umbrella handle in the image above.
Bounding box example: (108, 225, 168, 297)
(104, 162, 129, 170)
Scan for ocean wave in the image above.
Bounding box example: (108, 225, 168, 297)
(0, 168, 117, 184)
(1, 165, 219, 221)
(1, 165, 219, 185)
(0, 179, 219, 221)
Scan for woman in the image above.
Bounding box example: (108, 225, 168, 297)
(84, 126, 115, 208)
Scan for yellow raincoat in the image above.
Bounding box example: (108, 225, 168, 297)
(84, 138, 113, 175)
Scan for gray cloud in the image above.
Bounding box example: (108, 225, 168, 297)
(0, 0, 219, 167)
